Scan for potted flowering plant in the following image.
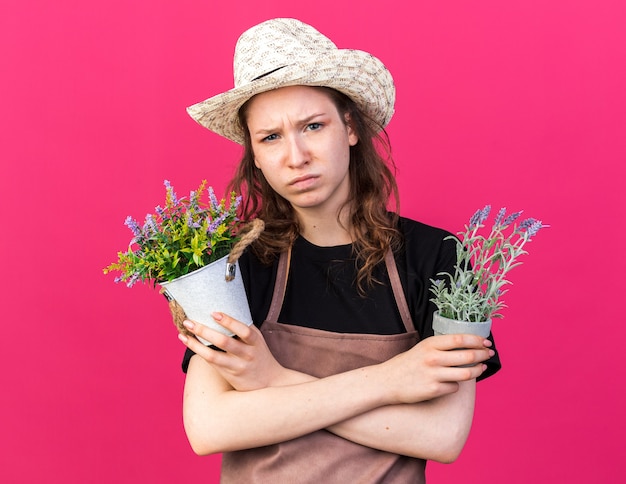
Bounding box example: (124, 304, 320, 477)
(104, 179, 263, 344)
(429, 205, 547, 338)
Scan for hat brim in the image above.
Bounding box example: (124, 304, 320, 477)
(186, 49, 395, 144)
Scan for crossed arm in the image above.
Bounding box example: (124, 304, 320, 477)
(179, 312, 493, 463)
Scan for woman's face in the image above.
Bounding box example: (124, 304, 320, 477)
(245, 86, 358, 217)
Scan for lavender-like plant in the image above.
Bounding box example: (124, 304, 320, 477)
(104, 180, 242, 287)
(430, 205, 547, 322)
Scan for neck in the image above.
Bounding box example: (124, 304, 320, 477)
(294, 205, 353, 247)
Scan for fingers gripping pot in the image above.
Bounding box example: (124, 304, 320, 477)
(160, 219, 264, 345)
(432, 310, 492, 368)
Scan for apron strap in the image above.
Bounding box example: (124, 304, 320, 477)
(266, 249, 291, 323)
(265, 246, 417, 336)
(384, 249, 417, 334)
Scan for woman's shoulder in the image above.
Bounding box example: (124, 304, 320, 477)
(394, 215, 458, 272)
(396, 215, 454, 244)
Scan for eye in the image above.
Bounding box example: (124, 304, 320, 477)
(262, 133, 279, 142)
(306, 122, 322, 131)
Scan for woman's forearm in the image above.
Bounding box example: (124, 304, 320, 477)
(244, 360, 478, 462)
(327, 381, 477, 462)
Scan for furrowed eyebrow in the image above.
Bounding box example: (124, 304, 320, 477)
(252, 113, 327, 136)
(300, 113, 326, 125)
(253, 127, 278, 136)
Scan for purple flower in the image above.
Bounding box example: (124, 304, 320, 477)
(187, 213, 201, 229)
(142, 214, 158, 236)
(526, 220, 545, 237)
(503, 210, 523, 227)
(469, 205, 491, 227)
(155, 205, 165, 218)
(189, 190, 199, 210)
(493, 207, 507, 227)
(164, 180, 178, 206)
(124, 216, 142, 237)
(518, 217, 537, 231)
(126, 272, 140, 287)
(208, 213, 228, 234)
(208, 186, 220, 210)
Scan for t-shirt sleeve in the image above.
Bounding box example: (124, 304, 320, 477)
(182, 347, 194, 373)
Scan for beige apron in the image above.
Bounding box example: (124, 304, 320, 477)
(220, 249, 426, 483)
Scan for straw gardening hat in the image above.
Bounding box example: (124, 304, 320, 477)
(186, 18, 396, 144)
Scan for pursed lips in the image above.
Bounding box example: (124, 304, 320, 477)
(288, 174, 319, 187)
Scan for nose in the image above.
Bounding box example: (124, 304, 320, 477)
(286, 134, 309, 168)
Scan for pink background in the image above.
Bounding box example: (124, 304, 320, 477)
(2, 1, 624, 482)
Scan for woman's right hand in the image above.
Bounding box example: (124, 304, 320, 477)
(379, 334, 494, 404)
(179, 312, 291, 392)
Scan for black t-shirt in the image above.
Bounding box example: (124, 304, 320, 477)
(182, 216, 501, 378)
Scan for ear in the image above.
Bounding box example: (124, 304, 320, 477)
(254, 158, 261, 169)
(344, 113, 359, 146)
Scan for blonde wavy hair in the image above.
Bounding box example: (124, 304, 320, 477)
(229, 87, 401, 294)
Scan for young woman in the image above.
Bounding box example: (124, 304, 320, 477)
(178, 18, 500, 483)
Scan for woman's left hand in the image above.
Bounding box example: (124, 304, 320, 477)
(178, 313, 287, 391)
